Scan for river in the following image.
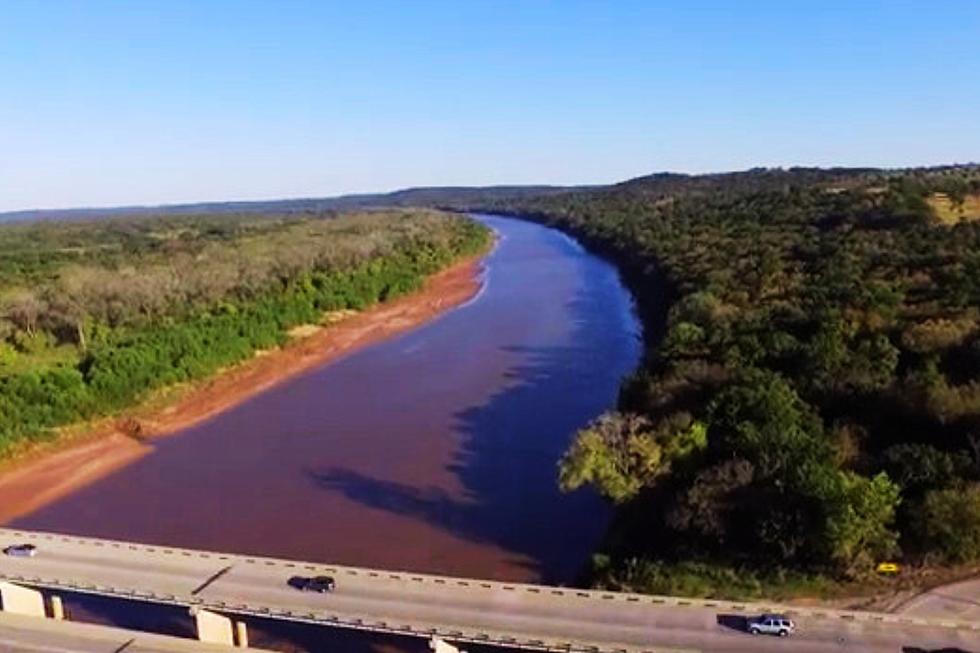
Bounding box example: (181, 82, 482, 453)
(13, 214, 641, 586)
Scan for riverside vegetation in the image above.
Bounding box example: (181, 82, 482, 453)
(442, 165, 980, 597)
(5, 165, 980, 600)
(0, 209, 490, 457)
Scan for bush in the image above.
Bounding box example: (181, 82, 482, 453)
(0, 366, 91, 453)
(0, 214, 491, 454)
(919, 485, 980, 563)
(592, 557, 840, 601)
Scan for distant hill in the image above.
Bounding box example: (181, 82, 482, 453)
(4, 164, 977, 224)
(0, 185, 579, 224)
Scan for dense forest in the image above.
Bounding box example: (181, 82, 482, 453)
(447, 165, 980, 596)
(5, 164, 980, 598)
(0, 209, 489, 456)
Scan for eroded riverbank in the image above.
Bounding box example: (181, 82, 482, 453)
(9, 215, 641, 584)
(0, 255, 485, 524)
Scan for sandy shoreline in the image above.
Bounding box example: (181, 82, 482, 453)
(0, 255, 485, 525)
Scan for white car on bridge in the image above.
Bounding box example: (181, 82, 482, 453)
(747, 614, 795, 637)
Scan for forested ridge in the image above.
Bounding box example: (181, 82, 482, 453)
(452, 165, 980, 596)
(0, 209, 490, 456)
(5, 164, 980, 598)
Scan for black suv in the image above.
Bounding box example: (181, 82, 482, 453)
(288, 575, 336, 593)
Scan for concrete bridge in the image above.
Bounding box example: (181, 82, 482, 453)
(0, 528, 977, 653)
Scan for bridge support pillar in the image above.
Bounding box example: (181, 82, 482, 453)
(234, 620, 249, 648)
(0, 581, 46, 617)
(189, 607, 234, 646)
(430, 637, 466, 653)
(48, 595, 65, 620)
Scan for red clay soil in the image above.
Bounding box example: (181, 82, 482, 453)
(0, 256, 485, 525)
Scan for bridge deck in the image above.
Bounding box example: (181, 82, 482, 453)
(0, 528, 976, 653)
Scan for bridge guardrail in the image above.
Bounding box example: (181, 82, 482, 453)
(0, 568, 696, 653)
(0, 529, 980, 636)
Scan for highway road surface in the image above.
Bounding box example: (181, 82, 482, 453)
(0, 611, 269, 653)
(899, 574, 980, 623)
(0, 528, 976, 653)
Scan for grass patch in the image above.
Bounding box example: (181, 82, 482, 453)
(0, 342, 80, 376)
(589, 556, 862, 602)
(928, 192, 980, 224)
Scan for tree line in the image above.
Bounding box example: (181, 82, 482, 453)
(448, 165, 980, 596)
(0, 209, 490, 456)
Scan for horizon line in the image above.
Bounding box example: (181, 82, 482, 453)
(3, 161, 977, 218)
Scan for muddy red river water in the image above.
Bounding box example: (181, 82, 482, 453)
(11, 214, 641, 650)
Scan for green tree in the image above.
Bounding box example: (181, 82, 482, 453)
(559, 412, 706, 503)
(880, 443, 971, 493)
(919, 485, 980, 563)
(819, 471, 901, 575)
(708, 370, 828, 483)
(667, 459, 754, 544)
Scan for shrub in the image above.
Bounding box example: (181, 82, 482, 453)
(919, 485, 980, 563)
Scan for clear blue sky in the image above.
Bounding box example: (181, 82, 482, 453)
(1, 1, 978, 212)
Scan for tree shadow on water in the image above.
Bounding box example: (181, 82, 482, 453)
(309, 288, 640, 583)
